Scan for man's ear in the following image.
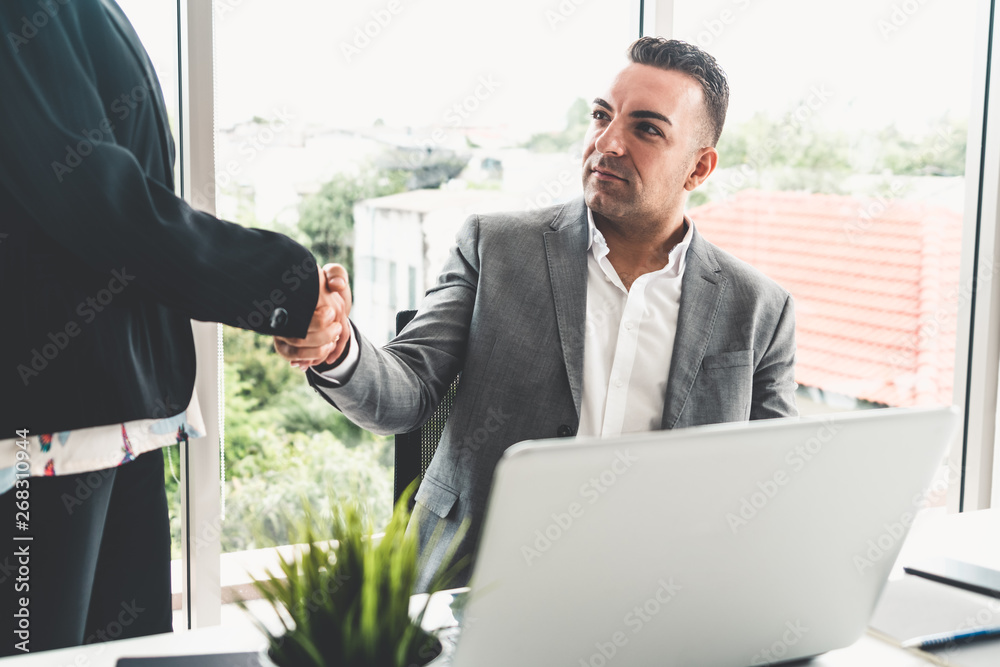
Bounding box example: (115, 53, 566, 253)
(685, 146, 719, 191)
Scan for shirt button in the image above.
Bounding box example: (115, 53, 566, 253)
(615, 379, 624, 388)
(270, 307, 289, 331)
(624, 321, 635, 330)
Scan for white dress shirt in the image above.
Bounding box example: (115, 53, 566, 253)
(319, 207, 693, 439)
(577, 208, 692, 437)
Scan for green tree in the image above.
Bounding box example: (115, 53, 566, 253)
(297, 168, 409, 269)
(874, 116, 967, 177)
(716, 104, 851, 173)
(164, 325, 394, 557)
(221, 326, 376, 457)
(524, 97, 591, 153)
(222, 429, 392, 551)
(700, 104, 967, 205)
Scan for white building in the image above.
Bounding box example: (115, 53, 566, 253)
(352, 189, 526, 345)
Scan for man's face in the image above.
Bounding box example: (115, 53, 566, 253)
(583, 63, 714, 227)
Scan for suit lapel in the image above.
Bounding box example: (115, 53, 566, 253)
(543, 199, 590, 420)
(662, 229, 727, 429)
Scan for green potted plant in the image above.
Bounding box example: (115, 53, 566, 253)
(241, 485, 467, 667)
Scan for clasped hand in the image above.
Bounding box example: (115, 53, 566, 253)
(273, 263, 352, 369)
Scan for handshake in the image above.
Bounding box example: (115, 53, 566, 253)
(273, 263, 353, 370)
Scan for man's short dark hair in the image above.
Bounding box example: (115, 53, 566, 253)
(627, 37, 730, 147)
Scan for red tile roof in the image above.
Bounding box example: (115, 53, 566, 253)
(689, 190, 963, 407)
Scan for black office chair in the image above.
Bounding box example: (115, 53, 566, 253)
(393, 309, 459, 506)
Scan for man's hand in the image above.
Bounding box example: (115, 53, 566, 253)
(273, 263, 353, 369)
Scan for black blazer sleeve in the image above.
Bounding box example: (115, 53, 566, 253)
(0, 0, 320, 433)
(0, 0, 318, 337)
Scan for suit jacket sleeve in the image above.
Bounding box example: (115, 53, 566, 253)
(751, 294, 798, 420)
(308, 215, 482, 434)
(0, 2, 317, 337)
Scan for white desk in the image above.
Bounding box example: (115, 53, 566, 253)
(0, 603, 942, 667)
(12, 508, 1000, 667)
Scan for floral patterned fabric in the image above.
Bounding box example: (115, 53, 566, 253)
(0, 391, 205, 495)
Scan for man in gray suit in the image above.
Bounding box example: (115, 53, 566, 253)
(275, 37, 796, 591)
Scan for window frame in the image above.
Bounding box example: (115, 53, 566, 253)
(649, 0, 997, 514)
(960, 0, 1000, 513)
(175, 0, 998, 627)
(178, 0, 222, 630)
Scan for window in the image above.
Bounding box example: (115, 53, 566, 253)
(389, 261, 398, 310)
(409, 265, 417, 309)
(114, 0, 186, 626)
(146, 0, 1000, 627)
(670, 0, 978, 508)
(208, 0, 633, 626)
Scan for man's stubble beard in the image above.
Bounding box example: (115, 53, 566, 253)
(585, 176, 687, 243)
(583, 141, 702, 240)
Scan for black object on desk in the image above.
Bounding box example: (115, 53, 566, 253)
(904, 557, 1000, 599)
(117, 653, 261, 667)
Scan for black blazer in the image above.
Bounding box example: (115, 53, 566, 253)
(0, 0, 318, 433)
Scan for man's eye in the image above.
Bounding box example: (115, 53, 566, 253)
(639, 123, 661, 136)
(591, 110, 609, 121)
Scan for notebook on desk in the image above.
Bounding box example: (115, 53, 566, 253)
(451, 406, 959, 667)
(870, 575, 1000, 667)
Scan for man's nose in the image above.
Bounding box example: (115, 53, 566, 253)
(594, 118, 626, 156)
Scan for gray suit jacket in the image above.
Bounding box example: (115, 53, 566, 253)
(309, 197, 797, 591)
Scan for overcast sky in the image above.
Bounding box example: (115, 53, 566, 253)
(118, 0, 978, 137)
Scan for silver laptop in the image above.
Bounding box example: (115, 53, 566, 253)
(451, 406, 959, 667)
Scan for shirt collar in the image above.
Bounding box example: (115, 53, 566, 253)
(586, 206, 694, 276)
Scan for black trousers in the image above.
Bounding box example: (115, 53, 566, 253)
(0, 449, 172, 656)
